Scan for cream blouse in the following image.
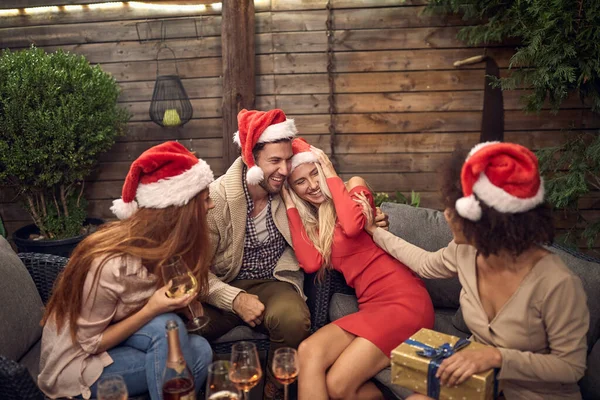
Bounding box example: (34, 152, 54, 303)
(373, 228, 589, 400)
(38, 255, 157, 399)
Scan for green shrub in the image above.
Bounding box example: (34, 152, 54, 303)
(374, 191, 421, 208)
(0, 46, 129, 239)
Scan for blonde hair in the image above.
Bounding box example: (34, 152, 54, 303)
(288, 163, 336, 277)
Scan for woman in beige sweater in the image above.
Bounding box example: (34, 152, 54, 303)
(356, 142, 589, 400)
(38, 142, 215, 400)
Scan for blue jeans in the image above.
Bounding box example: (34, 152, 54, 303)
(85, 313, 212, 400)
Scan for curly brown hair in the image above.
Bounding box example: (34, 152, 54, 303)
(441, 149, 554, 257)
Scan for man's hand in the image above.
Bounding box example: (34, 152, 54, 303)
(232, 292, 265, 327)
(436, 348, 502, 387)
(374, 207, 389, 230)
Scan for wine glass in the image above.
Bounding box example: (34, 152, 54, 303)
(97, 375, 128, 400)
(272, 347, 298, 400)
(229, 341, 263, 400)
(161, 256, 210, 332)
(205, 360, 241, 400)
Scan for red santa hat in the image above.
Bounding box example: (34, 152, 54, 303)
(233, 109, 297, 184)
(455, 141, 545, 221)
(110, 141, 214, 220)
(290, 137, 318, 172)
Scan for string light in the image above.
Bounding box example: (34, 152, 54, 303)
(88, 2, 124, 9)
(0, 9, 19, 16)
(0, 1, 243, 17)
(63, 5, 84, 11)
(128, 2, 206, 12)
(24, 5, 60, 14)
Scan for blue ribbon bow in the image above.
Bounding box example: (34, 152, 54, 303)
(404, 337, 471, 399)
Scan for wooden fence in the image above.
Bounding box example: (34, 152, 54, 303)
(1, 0, 599, 248)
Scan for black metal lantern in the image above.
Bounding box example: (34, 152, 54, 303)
(149, 46, 193, 128)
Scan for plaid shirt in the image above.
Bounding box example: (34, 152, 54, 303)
(237, 175, 287, 280)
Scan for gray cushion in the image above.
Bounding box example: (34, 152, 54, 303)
(381, 203, 461, 309)
(329, 293, 359, 322)
(581, 339, 600, 400)
(18, 340, 40, 379)
(546, 246, 600, 347)
(0, 237, 44, 361)
(211, 325, 269, 344)
(434, 308, 469, 339)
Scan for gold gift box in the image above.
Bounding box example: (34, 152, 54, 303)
(391, 328, 496, 400)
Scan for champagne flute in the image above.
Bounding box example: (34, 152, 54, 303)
(229, 342, 263, 400)
(272, 347, 298, 400)
(205, 360, 241, 400)
(97, 375, 128, 400)
(161, 256, 210, 332)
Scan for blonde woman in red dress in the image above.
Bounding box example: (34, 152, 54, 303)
(280, 138, 434, 400)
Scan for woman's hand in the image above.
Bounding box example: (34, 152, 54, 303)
(281, 184, 296, 210)
(436, 348, 502, 387)
(354, 192, 378, 235)
(310, 146, 337, 179)
(143, 281, 197, 317)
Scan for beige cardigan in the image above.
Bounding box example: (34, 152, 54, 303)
(38, 255, 157, 399)
(206, 157, 304, 311)
(372, 228, 589, 400)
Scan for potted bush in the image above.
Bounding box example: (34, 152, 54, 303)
(0, 46, 129, 256)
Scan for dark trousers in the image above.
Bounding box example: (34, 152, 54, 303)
(201, 279, 311, 376)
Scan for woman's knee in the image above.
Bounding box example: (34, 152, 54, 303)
(326, 370, 354, 399)
(297, 337, 326, 369)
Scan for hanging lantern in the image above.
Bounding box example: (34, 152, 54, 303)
(149, 46, 193, 128)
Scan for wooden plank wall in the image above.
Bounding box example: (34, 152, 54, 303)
(1, 0, 599, 248)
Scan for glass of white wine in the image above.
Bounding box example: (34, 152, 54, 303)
(205, 360, 241, 400)
(161, 256, 209, 332)
(229, 342, 263, 400)
(272, 347, 298, 400)
(97, 375, 128, 400)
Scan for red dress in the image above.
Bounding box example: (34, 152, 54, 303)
(287, 177, 434, 356)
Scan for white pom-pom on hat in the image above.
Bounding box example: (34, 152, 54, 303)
(455, 142, 544, 221)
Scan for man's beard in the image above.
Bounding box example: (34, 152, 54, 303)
(260, 174, 284, 195)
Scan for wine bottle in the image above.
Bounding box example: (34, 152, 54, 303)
(162, 320, 196, 400)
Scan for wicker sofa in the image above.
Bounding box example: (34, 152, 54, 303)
(307, 202, 600, 400)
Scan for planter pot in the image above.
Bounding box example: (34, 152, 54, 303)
(13, 218, 104, 257)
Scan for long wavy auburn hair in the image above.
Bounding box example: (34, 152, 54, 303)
(288, 163, 337, 279)
(41, 191, 211, 341)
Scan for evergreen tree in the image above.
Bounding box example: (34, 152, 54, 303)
(428, 0, 600, 249)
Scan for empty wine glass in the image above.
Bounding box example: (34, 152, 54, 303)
(272, 347, 298, 400)
(229, 342, 263, 400)
(205, 360, 241, 400)
(161, 256, 209, 332)
(97, 375, 128, 400)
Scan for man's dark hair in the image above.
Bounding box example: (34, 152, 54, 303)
(441, 150, 554, 257)
(251, 138, 293, 162)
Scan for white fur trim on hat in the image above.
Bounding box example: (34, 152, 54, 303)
(455, 195, 482, 221)
(473, 173, 545, 214)
(290, 151, 318, 172)
(258, 119, 297, 143)
(232, 119, 296, 147)
(467, 141, 500, 158)
(246, 165, 264, 185)
(110, 199, 139, 220)
(135, 159, 214, 209)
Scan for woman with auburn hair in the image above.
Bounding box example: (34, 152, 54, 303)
(357, 142, 589, 400)
(38, 142, 215, 400)
(280, 138, 434, 400)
